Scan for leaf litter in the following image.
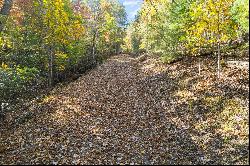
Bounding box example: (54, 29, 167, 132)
(0, 54, 249, 165)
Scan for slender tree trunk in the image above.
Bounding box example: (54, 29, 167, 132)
(198, 46, 201, 76)
(0, 102, 4, 121)
(48, 48, 54, 87)
(217, 42, 221, 79)
(92, 30, 97, 66)
(0, 0, 13, 32)
(198, 57, 201, 76)
(92, 37, 96, 63)
(217, 9, 221, 79)
(0, 101, 2, 115)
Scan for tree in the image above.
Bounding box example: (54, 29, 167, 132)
(27, 0, 87, 86)
(188, 0, 237, 78)
(81, 0, 126, 60)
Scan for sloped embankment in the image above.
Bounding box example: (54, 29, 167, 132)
(0, 54, 249, 165)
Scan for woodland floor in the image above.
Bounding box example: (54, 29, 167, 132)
(0, 54, 249, 165)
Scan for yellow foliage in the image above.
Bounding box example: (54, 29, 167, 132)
(1, 63, 8, 69)
(186, 0, 237, 55)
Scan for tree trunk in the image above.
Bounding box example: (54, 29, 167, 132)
(198, 57, 201, 76)
(198, 46, 201, 76)
(0, 102, 4, 121)
(0, 0, 13, 32)
(217, 42, 221, 79)
(48, 48, 54, 87)
(217, 9, 221, 80)
(92, 30, 97, 66)
(0, 101, 2, 114)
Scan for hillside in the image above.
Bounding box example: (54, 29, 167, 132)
(0, 54, 248, 165)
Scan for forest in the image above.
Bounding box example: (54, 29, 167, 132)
(0, 0, 249, 165)
(0, 0, 127, 109)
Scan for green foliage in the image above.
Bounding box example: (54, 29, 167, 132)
(161, 53, 181, 64)
(0, 0, 127, 111)
(123, 0, 192, 56)
(0, 0, 248, 112)
(123, 0, 248, 60)
(122, 21, 141, 53)
(0, 66, 40, 103)
(231, 0, 249, 33)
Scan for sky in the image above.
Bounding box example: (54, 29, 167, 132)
(119, 0, 143, 22)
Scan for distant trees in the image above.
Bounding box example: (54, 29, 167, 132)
(123, 0, 249, 77)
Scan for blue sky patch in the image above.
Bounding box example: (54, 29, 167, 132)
(119, 0, 143, 22)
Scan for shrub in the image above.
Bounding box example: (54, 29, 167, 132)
(161, 53, 181, 64)
(0, 65, 40, 106)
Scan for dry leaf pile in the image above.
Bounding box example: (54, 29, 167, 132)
(0, 54, 249, 165)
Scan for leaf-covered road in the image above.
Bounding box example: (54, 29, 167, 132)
(0, 54, 249, 165)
